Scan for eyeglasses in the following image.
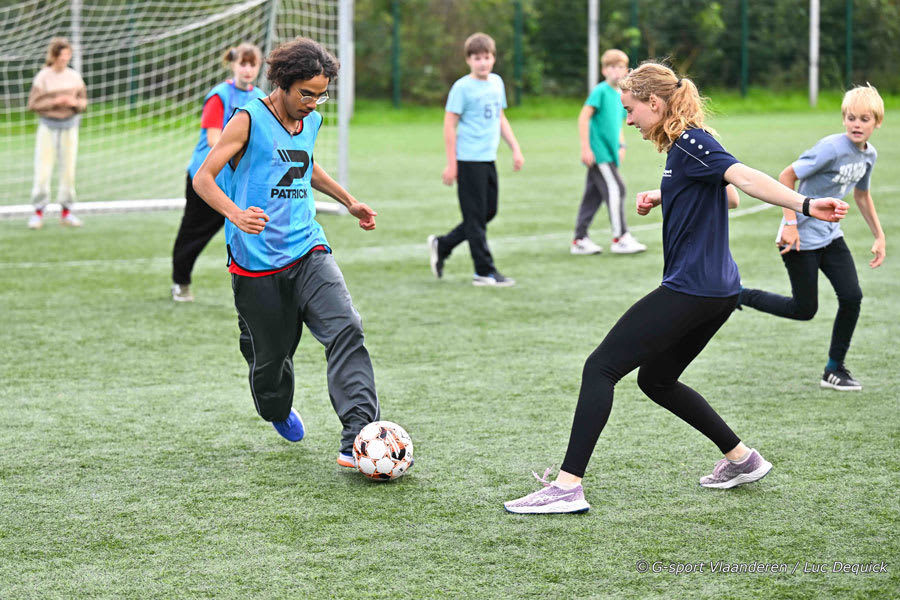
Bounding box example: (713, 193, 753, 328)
(294, 89, 329, 104)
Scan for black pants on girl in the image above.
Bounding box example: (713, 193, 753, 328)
(739, 237, 862, 364)
(561, 286, 741, 478)
(172, 172, 225, 285)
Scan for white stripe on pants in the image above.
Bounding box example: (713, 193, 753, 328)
(31, 123, 79, 210)
(575, 162, 628, 240)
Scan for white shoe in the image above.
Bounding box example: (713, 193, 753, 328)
(172, 284, 194, 302)
(610, 232, 646, 254)
(27, 214, 43, 229)
(61, 213, 83, 227)
(570, 237, 603, 255)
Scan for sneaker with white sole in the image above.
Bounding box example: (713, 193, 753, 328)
(272, 408, 305, 442)
(427, 234, 444, 279)
(27, 214, 43, 229)
(171, 284, 194, 302)
(504, 468, 590, 514)
(699, 448, 772, 489)
(610, 232, 646, 254)
(820, 365, 862, 391)
(472, 272, 516, 287)
(337, 452, 357, 468)
(571, 237, 603, 255)
(61, 213, 83, 227)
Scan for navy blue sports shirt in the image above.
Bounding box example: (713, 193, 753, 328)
(658, 128, 741, 297)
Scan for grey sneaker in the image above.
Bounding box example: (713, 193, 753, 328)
(427, 234, 444, 279)
(700, 449, 772, 489)
(820, 365, 862, 391)
(171, 283, 194, 302)
(504, 469, 590, 514)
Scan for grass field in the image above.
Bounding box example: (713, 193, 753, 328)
(1, 111, 898, 599)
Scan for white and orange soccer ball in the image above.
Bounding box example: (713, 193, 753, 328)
(352, 421, 414, 480)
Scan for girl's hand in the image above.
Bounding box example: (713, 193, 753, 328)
(636, 189, 661, 216)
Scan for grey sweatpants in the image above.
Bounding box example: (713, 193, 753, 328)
(574, 162, 628, 240)
(232, 250, 380, 453)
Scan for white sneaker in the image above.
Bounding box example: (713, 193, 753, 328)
(570, 237, 603, 255)
(61, 213, 83, 227)
(610, 232, 646, 254)
(172, 284, 194, 302)
(27, 214, 43, 229)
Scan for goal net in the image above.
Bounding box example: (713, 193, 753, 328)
(0, 0, 345, 212)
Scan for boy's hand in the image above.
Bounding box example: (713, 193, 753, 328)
(581, 149, 596, 167)
(778, 224, 800, 254)
(441, 164, 457, 186)
(232, 206, 269, 234)
(348, 202, 377, 231)
(870, 237, 886, 268)
(618, 147, 626, 165)
(512, 150, 524, 172)
(809, 198, 849, 223)
(636, 189, 661, 216)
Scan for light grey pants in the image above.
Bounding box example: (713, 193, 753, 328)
(32, 122, 79, 210)
(232, 250, 380, 453)
(574, 162, 628, 240)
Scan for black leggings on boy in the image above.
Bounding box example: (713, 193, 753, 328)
(560, 286, 742, 478)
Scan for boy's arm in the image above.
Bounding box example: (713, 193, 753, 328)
(311, 162, 376, 231)
(499, 110, 524, 171)
(726, 184, 740, 209)
(723, 163, 848, 222)
(776, 165, 801, 252)
(853, 187, 885, 268)
(618, 127, 626, 165)
(441, 111, 460, 185)
(577, 105, 595, 166)
(193, 111, 269, 234)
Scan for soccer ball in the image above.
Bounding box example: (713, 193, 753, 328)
(352, 421, 414, 480)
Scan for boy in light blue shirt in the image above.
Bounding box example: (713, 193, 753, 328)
(428, 32, 524, 287)
(739, 84, 886, 391)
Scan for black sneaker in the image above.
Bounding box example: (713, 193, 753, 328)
(820, 365, 862, 391)
(427, 235, 444, 279)
(472, 271, 515, 287)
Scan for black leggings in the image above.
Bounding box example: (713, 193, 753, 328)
(739, 237, 862, 364)
(560, 286, 741, 478)
(172, 173, 225, 285)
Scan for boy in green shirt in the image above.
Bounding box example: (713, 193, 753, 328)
(572, 49, 645, 255)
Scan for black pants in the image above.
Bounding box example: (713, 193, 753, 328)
(437, 161, 498, 276)
(740, 237, 862, 364)
(561, 286, 741, 478)
(172, 172, 225, 285)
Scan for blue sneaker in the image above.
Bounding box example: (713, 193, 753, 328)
(272, 408, 305, 442)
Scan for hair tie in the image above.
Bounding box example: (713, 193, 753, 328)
(676, 79, 683, 88)
(228, 49, 237, 61)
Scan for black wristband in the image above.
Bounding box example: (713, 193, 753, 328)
(802, 197, 811, 217)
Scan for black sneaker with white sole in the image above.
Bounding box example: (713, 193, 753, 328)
(427, 234, 444, 279)
(820, 366, 862, 391)
(472, 271, 515, 287)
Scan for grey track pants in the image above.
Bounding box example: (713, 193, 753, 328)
(574, 162, 628, 240)
(232, 250, 380, 453)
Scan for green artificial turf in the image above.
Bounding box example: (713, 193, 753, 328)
(1, 111, 897, 599)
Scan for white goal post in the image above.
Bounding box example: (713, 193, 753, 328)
(0, 0, 351, 217)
